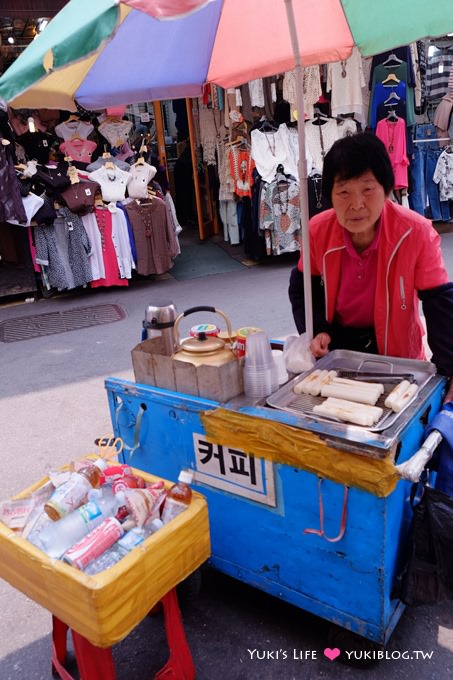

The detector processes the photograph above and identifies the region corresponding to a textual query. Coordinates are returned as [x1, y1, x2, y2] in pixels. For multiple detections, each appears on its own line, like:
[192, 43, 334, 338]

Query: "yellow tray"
[0, 464, 210, 648]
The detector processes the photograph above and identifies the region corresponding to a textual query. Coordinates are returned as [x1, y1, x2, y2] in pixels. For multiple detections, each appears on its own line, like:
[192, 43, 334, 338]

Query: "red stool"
[51, 588, 195, 680]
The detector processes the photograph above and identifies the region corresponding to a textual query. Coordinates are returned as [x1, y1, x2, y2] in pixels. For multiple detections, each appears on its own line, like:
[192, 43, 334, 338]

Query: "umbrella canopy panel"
[2, 0, 453, 110]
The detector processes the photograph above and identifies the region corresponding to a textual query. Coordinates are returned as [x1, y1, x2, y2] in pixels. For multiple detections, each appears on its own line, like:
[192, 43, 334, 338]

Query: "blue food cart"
[105, 349, 445, 649]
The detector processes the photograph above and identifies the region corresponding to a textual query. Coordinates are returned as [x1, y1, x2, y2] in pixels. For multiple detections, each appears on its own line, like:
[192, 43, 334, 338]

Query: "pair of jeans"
[409, 124, 451, 221]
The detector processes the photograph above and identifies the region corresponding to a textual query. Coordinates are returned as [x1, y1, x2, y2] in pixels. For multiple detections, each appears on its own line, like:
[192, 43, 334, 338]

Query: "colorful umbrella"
[1, 0, 452, 112]
[1, 0, 452, 337]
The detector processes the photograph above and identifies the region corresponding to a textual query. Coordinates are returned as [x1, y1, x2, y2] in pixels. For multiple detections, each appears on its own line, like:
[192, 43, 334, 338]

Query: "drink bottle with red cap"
[161, 470, 193, 524]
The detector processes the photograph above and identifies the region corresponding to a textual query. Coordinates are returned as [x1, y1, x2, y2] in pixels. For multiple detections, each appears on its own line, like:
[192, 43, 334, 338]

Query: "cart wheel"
[327, 624, 384, 667]
[176, 568, 203, 612]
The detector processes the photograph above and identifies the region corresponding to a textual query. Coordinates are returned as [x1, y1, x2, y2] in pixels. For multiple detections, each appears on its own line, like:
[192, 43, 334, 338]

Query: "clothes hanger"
[383, 53, 403, 66]
[104, 160, 115, 170]
[258, 118, 278, 132]
[66, 114, 80, 123]
[67, 165, 80, 184]
[384, 91, 401, 105]
[382, 73, 401, 85]
[386, 109, 398, 121]
[313, 107, 329, 118]
[310, 108, 330, 125]
[135, 195, 154, 206]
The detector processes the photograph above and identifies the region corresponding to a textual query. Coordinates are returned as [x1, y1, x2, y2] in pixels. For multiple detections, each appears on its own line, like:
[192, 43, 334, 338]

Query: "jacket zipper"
[399, 276, 407, 311]
[322, 246, 346, 321]
[384, 229, 412, 353]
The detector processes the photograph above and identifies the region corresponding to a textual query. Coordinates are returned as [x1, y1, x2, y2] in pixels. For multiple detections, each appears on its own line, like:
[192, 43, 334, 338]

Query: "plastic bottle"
[37, 487, 123, 558]
[84, 518, 164, 575]
[44, 458, 107, 520]
[161, 470, 193, 524]
[63, 517, 124, 570]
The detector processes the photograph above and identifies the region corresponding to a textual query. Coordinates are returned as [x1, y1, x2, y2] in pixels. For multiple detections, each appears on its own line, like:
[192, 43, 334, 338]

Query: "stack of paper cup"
[243, 331, 278, 398]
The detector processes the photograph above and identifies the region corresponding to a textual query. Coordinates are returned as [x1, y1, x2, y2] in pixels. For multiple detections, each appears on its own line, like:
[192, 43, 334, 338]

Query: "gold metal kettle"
[172, 306, 237, 367]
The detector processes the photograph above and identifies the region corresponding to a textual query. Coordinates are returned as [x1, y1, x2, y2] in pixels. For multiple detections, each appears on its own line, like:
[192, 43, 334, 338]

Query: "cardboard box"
[0, 465, 210, 648]
[131, 337, 243, 403]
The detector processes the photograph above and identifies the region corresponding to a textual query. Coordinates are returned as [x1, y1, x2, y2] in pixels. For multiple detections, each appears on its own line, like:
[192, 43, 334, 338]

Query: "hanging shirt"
[260, 173, 301, 255]
[375, 117, 409, 189]
[0, 144, 28, 224]
[90, 207, 133, 287]
[127, 162, 157, 199]
[125, 199, 179, 275]
[326, 47, 366, 123]
[81, 212, 105, 281]
[34, 217, 75, 290]
[369, 81, 409, 128]
[283, 66, 322, 120]
[228, 146, 255, 197]
[304, 118, 339, 174]
[433, 149, 453, 201]
[426, 48, 453, 101]
[251, 123, 305, 182]
[60, 139, 98, 165]
[86, 156, 132, 172]
[7, 192, 44, 227]
[248, 79, 265, 108]
[88, 165, 131, 202]
[55, 119, 94, 141]
[34, 209, 93, 290]
[98, 118, 133, 147]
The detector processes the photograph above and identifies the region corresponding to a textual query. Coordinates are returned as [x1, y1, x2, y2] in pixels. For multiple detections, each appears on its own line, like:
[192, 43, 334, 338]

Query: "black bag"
[401, 484, 453, 605]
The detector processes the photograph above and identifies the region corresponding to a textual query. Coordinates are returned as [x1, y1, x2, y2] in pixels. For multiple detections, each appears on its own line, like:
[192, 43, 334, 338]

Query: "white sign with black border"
[192, 432, 276, 506]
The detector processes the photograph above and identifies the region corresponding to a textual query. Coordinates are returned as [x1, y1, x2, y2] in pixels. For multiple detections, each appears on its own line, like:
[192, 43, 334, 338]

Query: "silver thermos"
[143, 301, 177, 355]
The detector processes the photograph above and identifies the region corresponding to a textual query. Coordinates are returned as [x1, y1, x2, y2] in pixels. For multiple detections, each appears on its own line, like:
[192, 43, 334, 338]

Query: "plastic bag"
[401, 485, 453, 605]
[283, 333, 315, 375]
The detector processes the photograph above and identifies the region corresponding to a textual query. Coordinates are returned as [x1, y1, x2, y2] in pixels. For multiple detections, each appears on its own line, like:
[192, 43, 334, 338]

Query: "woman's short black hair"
[322, 132, 395, 199]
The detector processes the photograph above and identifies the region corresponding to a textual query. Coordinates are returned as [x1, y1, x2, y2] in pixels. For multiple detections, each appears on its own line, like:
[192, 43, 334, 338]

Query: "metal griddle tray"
[266, 349, 437, 433]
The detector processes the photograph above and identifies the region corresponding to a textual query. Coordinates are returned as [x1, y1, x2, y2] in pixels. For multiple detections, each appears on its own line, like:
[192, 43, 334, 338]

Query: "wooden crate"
[131, 336, 243, 402]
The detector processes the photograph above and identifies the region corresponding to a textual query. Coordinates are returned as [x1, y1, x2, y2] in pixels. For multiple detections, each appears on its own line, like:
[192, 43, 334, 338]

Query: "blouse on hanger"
[260, 173, 301, 256]
[327, 48, 366, 123]
[60, 139, 98, 165]
[55, 119, 94, 141]
[251, 126, 288, 184]
[125, 199, 179, 276]
[88, 165, 131, 202]
[98, 119, 133, 147]
[228, 146, 255, 197]
[375, 117, 409, 189]
[304, 118, 339, 173]
[127, 162, 157, 199]
[433, 148, 453, 201]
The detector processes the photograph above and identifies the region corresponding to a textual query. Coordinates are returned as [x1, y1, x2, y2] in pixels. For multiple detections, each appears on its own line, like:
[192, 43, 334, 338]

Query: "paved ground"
[1, 231, 453, 679]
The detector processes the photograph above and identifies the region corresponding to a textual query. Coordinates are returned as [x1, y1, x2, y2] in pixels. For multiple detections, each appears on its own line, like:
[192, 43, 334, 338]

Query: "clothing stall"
[2, 36, 453, 303]
[0, 104, 182, 302]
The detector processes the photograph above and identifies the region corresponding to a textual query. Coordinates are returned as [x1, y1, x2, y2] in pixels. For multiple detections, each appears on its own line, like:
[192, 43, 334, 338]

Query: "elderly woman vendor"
[288, 133, 453, 403]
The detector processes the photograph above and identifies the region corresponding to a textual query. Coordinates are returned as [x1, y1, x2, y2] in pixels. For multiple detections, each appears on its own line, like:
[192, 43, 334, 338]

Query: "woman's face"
[331, 170, 387, 236]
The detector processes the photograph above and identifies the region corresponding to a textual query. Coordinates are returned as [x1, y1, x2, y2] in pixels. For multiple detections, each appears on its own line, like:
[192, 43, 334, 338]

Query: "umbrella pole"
[283, 0, 313, 341]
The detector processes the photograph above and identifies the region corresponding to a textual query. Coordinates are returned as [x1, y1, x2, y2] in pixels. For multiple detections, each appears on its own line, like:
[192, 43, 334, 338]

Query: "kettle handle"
[173, 306, 234, 348]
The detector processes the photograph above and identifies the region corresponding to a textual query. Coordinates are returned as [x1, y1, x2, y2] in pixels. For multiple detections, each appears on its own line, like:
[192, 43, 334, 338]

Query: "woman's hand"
[309, 332, 332, 358]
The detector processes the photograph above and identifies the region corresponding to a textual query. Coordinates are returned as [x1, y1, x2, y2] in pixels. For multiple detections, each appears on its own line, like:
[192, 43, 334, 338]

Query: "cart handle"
[395, 430, 442, 482]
